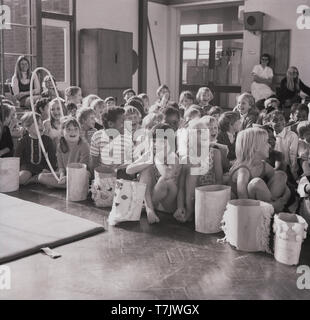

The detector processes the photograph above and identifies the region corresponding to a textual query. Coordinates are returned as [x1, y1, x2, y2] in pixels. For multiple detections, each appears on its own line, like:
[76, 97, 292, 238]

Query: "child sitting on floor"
[163, 106, 180, 132]
[234, 93, 258, 130]
[174, 117, 224, 223]
[179, 91, 194, 117]
[296, 121, 310, 176]
[196, 87, 214, 116]
[39, 117, 90, 188]
[90, 106, 132, 176]
[104, 96, 116, 108]
[229, 127, 291, 212]
[90, 98, 105, 130]
[208, 106, 223, 121]
[43, 98, 64, 148]
[0, 103, 14, 158]
[65, 86, 82, 109]
[77, 107, 97, 145]
[35, 98, 50, 121]
[124, 105, 142, 135]
[126, 123, 182, 224]
[66, 103, 78, 118]
[288, 103, 309, 134]
[15, 112, 57, 185]
[217, 111, 241, 162]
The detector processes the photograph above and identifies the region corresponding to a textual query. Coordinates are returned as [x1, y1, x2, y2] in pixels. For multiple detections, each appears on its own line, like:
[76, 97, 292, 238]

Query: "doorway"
[180, 33, 243, 109]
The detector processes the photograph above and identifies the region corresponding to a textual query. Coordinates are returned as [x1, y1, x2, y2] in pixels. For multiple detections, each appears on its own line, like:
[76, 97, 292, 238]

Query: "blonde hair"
[82, 94, 99, 108]
[231, 128, 268, 172]
[286, 66, 300, 92]
[196, 87, 214, 104]
[237, 92, 255, 108]
[90, 98, 105, 111]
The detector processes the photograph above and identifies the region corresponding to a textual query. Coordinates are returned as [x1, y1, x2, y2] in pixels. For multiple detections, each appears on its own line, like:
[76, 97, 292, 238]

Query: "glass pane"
[3, 26, 30, 54]
[3, 0, 30, 25]
[199, 24, 223, 34]
[182, 41, 210, 85]
[180, 24, 198, 35]
[42, 25, 65, 82]
[214, 39, 243, 86]
[41, 0, 72, 15]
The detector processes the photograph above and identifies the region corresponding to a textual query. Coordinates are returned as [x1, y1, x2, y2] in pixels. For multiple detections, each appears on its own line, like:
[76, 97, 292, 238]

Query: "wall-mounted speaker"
[244, 11, 264, 31]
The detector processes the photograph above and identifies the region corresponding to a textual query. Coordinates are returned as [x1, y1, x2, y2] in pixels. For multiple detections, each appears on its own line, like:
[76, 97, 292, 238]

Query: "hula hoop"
[30, 67, 64, 182]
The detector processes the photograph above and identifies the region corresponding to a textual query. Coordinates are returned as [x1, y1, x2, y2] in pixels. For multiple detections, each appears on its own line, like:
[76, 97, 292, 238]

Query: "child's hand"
[173, 208, 187, 223]
[58, 176, 66, 185]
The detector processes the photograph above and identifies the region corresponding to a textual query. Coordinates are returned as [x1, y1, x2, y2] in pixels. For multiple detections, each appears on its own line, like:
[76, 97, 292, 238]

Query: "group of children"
[1, 84, 310, 225]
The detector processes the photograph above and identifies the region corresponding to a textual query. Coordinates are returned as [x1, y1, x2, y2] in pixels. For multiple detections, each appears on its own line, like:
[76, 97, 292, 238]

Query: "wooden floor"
[1, 185, 310, 300]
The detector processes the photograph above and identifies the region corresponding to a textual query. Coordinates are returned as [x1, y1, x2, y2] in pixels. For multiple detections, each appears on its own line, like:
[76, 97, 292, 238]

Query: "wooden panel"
[79, 29, 99, 93]
[274, 31, 290, 75]
[98, 29, 132, 88]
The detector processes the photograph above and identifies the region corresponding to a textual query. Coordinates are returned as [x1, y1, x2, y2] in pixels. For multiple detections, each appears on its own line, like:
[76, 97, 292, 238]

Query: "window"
[41, 0, 72, 15]
[0, 0, 37, 93]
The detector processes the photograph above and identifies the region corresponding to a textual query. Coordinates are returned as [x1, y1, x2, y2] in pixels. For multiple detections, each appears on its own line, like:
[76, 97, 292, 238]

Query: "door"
[42, 18, 71, 91]
[180, 34, 243, 109]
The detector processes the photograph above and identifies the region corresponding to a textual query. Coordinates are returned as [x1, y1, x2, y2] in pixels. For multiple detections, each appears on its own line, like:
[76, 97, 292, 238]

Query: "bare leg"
[38, 173, 66, 189]
[184, 171, 199, 222]
[154, 178, 178, 213]
[267, 170, 287, 199]
[247, 177, 272, 202]
[139, 166, 160, 224]
[19, 170, 32, 185]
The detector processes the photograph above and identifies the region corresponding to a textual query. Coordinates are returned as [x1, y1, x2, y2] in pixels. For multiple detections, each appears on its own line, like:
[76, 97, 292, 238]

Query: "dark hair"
[77, 107, 95, 125]
[102, 106, 125, 129]
[218, 111, 240, 132]
[151, 123, 175, 151]
[0, 103, 14, 122]
[163, 106, 180, 120]
[14, 55, 31, 81]
[265, 110, 286, 123]
[104, 96, 116, 103]
[35, 98, 50, 115]
[59, 117, 82, 153]
[261, 53, 271, 65]
[295, 103, 309, 118]
[123, 88, 136, 97]
[126, 96, 145, 118]
[67, 103, 78, 113]
[297, 121, 310, 139]
[167, 101, 180, 110]
[208, 106, 223, 116]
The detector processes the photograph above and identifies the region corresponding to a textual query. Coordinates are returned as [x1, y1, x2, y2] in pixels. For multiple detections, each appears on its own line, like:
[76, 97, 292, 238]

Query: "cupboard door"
[79, 29, 99, 93]
[98, 29, 133, 88]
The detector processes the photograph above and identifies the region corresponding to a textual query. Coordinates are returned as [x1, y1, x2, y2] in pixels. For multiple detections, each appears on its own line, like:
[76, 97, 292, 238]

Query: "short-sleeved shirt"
[90, 129, 133, 166]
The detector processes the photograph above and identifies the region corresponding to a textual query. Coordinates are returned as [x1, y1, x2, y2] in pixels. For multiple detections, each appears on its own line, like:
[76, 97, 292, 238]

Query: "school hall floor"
[1, 185, 310, 300]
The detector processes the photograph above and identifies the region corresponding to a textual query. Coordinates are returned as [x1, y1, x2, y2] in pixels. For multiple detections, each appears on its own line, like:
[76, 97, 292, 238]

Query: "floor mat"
[0, 193, 104, 264]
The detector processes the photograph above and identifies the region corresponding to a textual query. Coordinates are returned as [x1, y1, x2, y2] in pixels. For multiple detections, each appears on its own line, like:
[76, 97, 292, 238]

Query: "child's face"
[237, 97, 251, 115]
[201, 91, 211, 103]
[160, 89, 170, 100]
[84, 113, 96, 130]
[94, 104, 105, 118]
[125, 113, 140, 132]
[106, 100, 116, 107]
[28, 119, 43, 138]
[71, 90, 82, 105]
[295, 110, 308, 122]
[182, 97, 193, 109]
[271, 114, 286, 134]
[50, 103, 62, 120]
[124, 92, 134, 102]
[165, 114, 180, 132]
[64, 124, 80, 143]
[207, 122, 218, 142]
[109, 114, 125, 134]
[303, 131, 310, 144]
[68, 108, 77, 118]
[231, 119, 242, 133]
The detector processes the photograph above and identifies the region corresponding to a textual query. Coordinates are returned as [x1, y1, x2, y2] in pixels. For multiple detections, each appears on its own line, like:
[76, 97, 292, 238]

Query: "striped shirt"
[90, 129, 133, 165]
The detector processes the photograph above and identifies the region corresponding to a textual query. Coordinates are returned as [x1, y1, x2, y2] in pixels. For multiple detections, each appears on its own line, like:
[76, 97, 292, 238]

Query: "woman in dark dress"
[279, 66, 310, 120]
[11, 56, 41, 108]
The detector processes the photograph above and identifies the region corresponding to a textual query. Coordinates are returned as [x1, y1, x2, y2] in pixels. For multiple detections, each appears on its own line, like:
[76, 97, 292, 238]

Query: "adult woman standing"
[251, 53, 275, 103]
[11, 56, 40, 108]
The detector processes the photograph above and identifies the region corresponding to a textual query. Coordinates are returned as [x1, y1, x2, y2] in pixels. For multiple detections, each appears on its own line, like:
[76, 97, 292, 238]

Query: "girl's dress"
[14, 133, 57, 175]
[0, 126, 14, 158]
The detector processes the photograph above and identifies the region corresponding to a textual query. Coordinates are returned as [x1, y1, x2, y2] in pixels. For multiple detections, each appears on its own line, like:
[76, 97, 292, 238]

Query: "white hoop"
[30, 67, 63, 182]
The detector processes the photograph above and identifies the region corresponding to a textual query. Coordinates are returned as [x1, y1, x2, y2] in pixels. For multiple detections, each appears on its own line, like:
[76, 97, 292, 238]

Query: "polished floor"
[0, 184, 310, 300]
